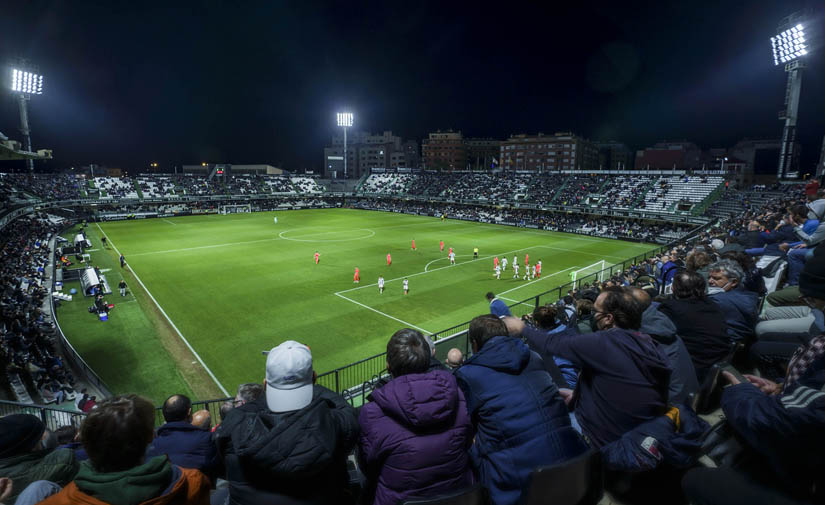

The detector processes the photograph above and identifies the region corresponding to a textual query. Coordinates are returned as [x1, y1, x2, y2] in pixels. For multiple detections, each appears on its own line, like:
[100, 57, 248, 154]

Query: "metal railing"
[0, 399, 86, 430]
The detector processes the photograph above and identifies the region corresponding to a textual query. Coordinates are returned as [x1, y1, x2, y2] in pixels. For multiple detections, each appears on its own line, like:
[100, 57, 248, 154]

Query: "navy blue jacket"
[146, 421, 220, 482]
[722, 339, 825, 499]
[600, 404, 709, 472]
[523, 325, 671, 448]
[489, 298, 512, 318]
[455, 336, 588, 505]
[709, 287, 759, 342]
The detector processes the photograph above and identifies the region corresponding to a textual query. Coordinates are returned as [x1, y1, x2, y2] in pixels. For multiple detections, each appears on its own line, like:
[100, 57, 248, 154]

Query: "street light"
[772, 13, 813, 179]
[337, 112, 353, 178]
[9, 67, 44, 172]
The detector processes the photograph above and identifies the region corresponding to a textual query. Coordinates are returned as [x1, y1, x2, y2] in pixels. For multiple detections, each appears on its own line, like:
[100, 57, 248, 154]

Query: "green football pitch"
[55, 209, 656, 403]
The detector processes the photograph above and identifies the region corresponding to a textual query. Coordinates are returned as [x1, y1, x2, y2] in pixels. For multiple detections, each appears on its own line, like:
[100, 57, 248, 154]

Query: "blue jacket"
[146, 421, 220, 481]
[709, 287, 759, 342]
[600, 404, 709, 472]
[455, 336, 588, 505]
[523, 325, 671, 448]
[722, 336, 825, 499]
[489, 298, 512, 318]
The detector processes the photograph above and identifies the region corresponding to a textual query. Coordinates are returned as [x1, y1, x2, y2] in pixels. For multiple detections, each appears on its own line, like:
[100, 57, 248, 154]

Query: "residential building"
[595, 141, 633, 170]
[323, 131, 416, 178]
[422, 130, 465, 171]
[634, 141, 702, 170]
[500, 132, 598, 172]
[729, 138, 782, 184]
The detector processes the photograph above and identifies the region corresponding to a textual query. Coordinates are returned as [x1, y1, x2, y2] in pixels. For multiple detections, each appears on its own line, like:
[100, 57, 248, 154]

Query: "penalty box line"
[96, 224, 230, 397]
[334, 292, 432, 335]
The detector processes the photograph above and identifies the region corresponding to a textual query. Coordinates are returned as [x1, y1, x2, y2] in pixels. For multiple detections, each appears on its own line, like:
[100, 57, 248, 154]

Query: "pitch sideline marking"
[496, 266, 578, 297]
[334, 292, 432, 334]
[162, 218, 177, 226]
[95, 223, 230, 396]
[278, 228, 376, 242]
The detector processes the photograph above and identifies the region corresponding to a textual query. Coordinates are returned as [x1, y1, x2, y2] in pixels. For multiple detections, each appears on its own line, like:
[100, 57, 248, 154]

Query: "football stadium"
[1, 3, 824, 505]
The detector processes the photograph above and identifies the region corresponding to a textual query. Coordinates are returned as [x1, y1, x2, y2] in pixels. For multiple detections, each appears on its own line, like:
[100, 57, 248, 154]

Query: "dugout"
[79, 267, 111, 296]
[74, 234, 91, 249]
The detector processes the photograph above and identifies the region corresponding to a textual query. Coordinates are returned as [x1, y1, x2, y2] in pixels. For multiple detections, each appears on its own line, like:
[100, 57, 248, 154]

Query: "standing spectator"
[119, 254, 125, 268]
[486, 292, 512, 318]
[455, 315, 587, 505]
[0, 414, 78, 503]
[118, 279, 127, 297]
[506, 287, 672, 448]
[659, 271, 732, 382]
[145, 394, 220, 482]
[215, 341, 359, 505]
[358, 329, 473, 505]
[40, 395, 210, 505]
[708, 259, 759, 343]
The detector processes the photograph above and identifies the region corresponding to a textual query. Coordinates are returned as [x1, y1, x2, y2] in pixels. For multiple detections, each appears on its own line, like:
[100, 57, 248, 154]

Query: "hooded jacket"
[455, 336, 587, 505]
[522, 325, 672, 448]
[709, 287, 759, 343]
[640, 303, 699, 404]
[214, 386, 359, 505]
[145, 421, 220, 482]
[39, 456, 209, 505]
[358, 370, 473, 505]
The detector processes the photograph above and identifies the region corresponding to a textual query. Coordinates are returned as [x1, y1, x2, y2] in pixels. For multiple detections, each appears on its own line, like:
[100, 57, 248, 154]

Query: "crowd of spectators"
[554, 175, 607, 207]
[0, 174, 84, 202]
[0, 216, 79, 408]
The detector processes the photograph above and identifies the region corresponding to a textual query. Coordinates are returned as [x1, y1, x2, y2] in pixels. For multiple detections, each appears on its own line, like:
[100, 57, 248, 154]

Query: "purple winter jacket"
[358, 369, 474, 505]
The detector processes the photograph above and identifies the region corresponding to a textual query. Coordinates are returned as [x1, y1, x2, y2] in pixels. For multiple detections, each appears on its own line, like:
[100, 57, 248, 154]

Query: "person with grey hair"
[234, 382, 264, 407]
[708, 259, 759, 342]
[423, 334, 450, 373]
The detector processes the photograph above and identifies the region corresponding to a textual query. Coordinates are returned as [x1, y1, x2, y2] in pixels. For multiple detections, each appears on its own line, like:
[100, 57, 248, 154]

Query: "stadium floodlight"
[8, 65, 45, 172]
[771, 24, 808, 65]
[772, 12, 814, 179]
[10, 68, 44, 94]
[336, 112, 353, 178]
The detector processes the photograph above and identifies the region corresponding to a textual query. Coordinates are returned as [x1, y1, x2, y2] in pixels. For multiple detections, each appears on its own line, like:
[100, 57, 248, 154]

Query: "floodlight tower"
[772, 13, 810, 179]
[337, 112, 353, 178]
[9, 66, 44, 172]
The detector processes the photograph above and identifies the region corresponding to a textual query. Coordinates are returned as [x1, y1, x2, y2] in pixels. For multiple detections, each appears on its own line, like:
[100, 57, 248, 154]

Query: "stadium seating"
[137, 176, 176, 198]
[290, 176, 323, 193]
[94, 176, 139, 199]
[641, 175, 723, 213]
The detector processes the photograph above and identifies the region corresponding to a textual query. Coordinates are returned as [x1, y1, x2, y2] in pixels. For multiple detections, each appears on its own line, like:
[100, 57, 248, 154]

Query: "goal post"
[570, 260, 609, 287]
[219, 204, 251, 215]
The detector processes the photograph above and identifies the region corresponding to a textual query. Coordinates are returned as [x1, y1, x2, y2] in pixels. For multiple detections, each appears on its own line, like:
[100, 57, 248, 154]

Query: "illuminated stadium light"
[771, 24, 808, 65]
[336, 112, 353, 178]
[11, 68, 44, 94]
[337, 112, 353, 127]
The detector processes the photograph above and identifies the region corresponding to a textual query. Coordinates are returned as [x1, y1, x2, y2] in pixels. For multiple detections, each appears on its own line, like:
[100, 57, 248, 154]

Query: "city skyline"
[1, 1, 823, 173]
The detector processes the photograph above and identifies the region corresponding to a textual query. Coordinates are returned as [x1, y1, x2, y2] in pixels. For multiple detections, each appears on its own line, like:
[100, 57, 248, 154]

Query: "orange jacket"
[39, 467, 210, 505]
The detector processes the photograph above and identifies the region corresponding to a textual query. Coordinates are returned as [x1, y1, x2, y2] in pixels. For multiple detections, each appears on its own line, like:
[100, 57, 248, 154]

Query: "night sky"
[1, 1, 824, 173]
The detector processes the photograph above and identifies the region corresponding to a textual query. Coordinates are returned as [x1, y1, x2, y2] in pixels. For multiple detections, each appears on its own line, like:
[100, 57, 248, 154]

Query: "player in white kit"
[513, 262, 520, 278]
[378, 276, 385, 294]
[449, 251, 456, 265]
[494, 265, 501, 279]
[403, 278, 409, 294]
[501, 257, 508, 271]
[531, 264, 537, 280]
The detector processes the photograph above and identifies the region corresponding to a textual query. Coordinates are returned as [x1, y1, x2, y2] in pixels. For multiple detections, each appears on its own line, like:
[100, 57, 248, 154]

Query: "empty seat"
[525, 449, 603, 505]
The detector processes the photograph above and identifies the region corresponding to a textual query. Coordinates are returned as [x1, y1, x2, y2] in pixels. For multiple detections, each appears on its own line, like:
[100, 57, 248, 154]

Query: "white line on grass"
[129, 237, 282, 257]
[162, 219, 177, 226]
[496, 266, 578, 297]
[95, 223, 230, 396]
[498, 296, 535, 308]
[334, 293, 432, 334]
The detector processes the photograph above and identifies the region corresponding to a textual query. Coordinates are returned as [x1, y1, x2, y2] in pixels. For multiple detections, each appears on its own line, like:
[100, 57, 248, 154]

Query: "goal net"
[220, 204, 251, 215]
[570, 260, 609, 287]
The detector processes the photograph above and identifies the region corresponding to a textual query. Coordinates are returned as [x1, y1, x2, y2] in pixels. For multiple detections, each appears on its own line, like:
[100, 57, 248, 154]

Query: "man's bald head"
[445, 348, 464, 369]
[191, 410, 211, 430]
[627, 287, 652, 310]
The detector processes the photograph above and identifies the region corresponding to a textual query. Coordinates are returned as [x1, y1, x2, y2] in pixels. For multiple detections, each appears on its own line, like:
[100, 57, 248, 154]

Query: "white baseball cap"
[265, 341, 314, 413]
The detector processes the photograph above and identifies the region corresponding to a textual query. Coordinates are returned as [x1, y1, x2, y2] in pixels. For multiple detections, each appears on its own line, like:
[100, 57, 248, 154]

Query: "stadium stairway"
[548, 175, 572, 204]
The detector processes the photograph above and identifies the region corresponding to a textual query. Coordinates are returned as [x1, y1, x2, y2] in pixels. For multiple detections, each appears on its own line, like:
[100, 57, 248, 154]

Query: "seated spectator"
[455, 315, 587, 505]
[358, 329, 473, 505]
[629, 287, 699, 404]
[191, 410, 211, 430]
[708, 259, 759, 343]
[445, 348, 463, 370]
[423, 334, 449, 372]
[233, 382, 263, 408]
[575, 298, 595, 334]
[214, 341, 359, 505]
[145, 395, 220, 482]
[685, 249, 713, 279]
[55, 426, 87, 462]
[782, 200, 825, 286]
[0, 414, 78, 503]
[528, 304, 579, 389]
[486, 291, 512, 317]
[41, 394, 210, 505]
[507, 287, 671, 448]
[683, 336, 825, 504]
[720, 251, 765, 296]
[659, 271, 731, 382]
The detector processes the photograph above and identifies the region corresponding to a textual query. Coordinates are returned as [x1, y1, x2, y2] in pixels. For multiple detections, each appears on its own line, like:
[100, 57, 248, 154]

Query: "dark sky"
[1, 0, 824, 173]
